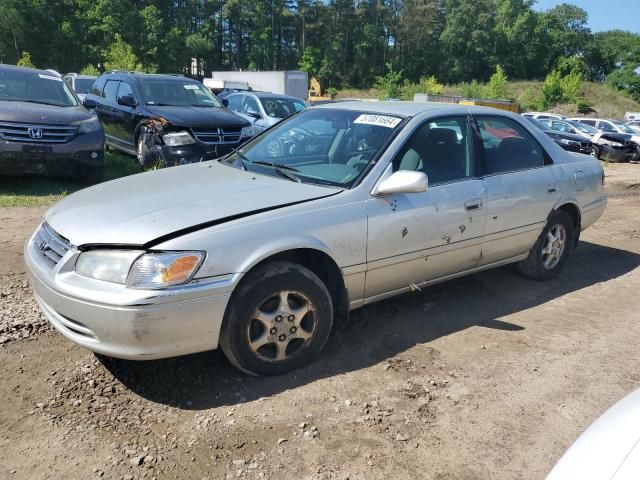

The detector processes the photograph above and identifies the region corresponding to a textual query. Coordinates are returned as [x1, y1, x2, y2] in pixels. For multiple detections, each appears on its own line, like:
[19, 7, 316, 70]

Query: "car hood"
[144, 106, 250, 129]
[546, 131, 589, 143]
[547, 388, 640, 480]
[0, 102, 92, 124]
[597, 132, 633, 143]
[45, 162, 340, 247]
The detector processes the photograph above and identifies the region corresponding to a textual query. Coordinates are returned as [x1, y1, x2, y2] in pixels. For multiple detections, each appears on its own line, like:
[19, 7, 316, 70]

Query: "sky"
[533, 0, 640, 34]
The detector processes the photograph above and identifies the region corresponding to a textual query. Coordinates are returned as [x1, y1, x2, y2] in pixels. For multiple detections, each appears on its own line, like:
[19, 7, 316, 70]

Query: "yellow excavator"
[307, 77, 332, 103]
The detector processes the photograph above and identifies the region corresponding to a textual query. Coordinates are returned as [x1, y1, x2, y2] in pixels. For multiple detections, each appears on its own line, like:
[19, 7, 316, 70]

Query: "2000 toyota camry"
[25, 102, 607, 376]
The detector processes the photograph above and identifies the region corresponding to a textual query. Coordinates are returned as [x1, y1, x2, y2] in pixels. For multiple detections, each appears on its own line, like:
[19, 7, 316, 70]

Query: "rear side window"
[91, 77, 107, 96]
[226, 94, 242, 111]
[103, 80, 119, 102]
[580, 119, 596, 126]
[393, 116, 474, 184]
[476, 117, 544, 175]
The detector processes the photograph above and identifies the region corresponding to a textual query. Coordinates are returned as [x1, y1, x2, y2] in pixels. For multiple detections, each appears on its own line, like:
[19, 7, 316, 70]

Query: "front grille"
[0, 121, 77, 144]
[33, 223, 72, 268]
[580, 142, 590, 149]
[191, 127, 242, 145]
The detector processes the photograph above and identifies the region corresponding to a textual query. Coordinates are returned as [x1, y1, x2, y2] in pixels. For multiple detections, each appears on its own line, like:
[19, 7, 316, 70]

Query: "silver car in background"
[25, 102, 606, 376]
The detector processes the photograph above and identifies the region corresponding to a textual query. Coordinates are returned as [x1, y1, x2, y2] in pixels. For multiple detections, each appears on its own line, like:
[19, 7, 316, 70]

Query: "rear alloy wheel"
[517, 210, 574, 281]
[220, 262, 333, 376]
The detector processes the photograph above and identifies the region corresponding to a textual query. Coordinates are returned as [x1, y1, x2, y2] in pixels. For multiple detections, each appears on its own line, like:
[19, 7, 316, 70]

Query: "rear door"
[473, 115, 560, 265]
[114, 81, 138, 150]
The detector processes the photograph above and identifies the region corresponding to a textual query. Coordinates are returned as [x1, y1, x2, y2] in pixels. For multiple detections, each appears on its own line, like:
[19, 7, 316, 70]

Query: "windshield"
[523, 117, 550, 131]
[569, 121, 598, 134]
[0, 69, 78, 107]
[611, 121, 635, 133]
[259, 97, 308, 119]
[221, 108, 403, 188]
[74, 78, 95, 94]
[140, 79, 223, 107]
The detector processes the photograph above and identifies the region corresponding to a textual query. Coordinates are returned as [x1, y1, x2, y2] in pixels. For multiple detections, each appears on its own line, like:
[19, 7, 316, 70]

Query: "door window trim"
[471, 114, 553, 178]
[388, 114, 480, 187]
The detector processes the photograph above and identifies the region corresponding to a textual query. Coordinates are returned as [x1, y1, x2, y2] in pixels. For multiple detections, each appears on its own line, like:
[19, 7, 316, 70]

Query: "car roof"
[239, 91, 306, 101]
[311, 100, 510, 117]
[102, 71, 197, 82]
[0, 64, 59, 77]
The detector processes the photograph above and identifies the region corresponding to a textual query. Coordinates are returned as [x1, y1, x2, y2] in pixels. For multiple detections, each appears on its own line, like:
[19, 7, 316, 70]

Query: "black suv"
[84, 72, 251, 166]
[0, 65, 105, 182]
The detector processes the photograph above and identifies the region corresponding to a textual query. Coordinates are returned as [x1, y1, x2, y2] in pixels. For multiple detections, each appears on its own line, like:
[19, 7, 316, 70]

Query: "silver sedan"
[25, 102, 607, 376]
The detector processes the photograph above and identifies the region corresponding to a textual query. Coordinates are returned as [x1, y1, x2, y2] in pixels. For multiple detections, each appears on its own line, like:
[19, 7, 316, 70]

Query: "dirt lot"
[1, 163, 640, 480]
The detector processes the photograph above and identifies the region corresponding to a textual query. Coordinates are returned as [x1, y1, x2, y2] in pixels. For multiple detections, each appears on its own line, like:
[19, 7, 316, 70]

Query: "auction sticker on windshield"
[354, 114, 401, 128]
[38, 74, 62, 81]
[183, 84, 199, 90]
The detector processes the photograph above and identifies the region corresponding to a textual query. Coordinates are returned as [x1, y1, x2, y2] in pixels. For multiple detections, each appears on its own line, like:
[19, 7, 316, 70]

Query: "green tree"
[484, 65, 509, 99]
[560, 69, 582, 103]
[80, 64, 100, 75]
[103, 34, 148, 72]
[374, 63, 403, 99]
[17, 51, 35, 68]
[541, 70, 564, 108]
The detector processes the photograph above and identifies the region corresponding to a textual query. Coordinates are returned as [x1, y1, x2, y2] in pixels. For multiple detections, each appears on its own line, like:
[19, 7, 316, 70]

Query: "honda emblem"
[28, 127, 44, 139]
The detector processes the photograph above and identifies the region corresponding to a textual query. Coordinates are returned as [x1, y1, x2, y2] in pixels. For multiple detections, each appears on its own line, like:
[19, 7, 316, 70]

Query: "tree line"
[1, 0, 640, 100]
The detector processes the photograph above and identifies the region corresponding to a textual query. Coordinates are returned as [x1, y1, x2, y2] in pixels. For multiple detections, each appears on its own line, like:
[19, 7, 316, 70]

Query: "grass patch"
[0, 151, 141, 208]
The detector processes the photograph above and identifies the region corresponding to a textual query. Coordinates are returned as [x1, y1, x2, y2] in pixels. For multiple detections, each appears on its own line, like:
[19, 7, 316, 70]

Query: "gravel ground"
[1, 163, 639, 480]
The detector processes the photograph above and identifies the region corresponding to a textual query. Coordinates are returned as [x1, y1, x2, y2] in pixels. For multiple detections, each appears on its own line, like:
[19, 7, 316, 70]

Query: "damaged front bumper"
[151, 142, 240, 166]
[24, 228, 233, 360]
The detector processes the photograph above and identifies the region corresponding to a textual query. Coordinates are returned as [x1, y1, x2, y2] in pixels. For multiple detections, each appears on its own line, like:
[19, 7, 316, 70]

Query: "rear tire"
[517, 210, 574, 281]
[220, 262, 333, 376]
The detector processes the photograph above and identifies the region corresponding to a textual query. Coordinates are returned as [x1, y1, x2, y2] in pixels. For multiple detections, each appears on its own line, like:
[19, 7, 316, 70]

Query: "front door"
[474, 115, 561, 264]
[365, 115, 487, 300]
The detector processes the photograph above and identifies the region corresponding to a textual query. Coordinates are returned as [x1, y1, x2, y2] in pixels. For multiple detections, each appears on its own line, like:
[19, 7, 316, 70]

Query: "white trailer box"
[209, 71, 308, 100]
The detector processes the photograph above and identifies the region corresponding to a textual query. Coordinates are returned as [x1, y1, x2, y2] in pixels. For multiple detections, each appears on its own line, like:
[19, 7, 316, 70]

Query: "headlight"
[74, 116, 102, 134]
[76, 250, 144, 284]
[241, 126, 254, 138]
[127, 251, 205, 289]
[162, 131, 196, 146]
[559, 138, 579, 146]
[75, 250, 204, 289]
[599, 138, 623, 147]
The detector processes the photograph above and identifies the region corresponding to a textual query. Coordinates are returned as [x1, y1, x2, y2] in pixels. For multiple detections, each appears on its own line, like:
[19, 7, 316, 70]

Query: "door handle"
[464, 198, 483, 211]
[547, 183, 558, 193]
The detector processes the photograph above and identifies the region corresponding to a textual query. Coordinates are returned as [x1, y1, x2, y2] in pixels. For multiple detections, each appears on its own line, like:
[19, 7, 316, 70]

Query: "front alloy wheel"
[541, 224, 567, 270]
[248, 290, 317, 362]
[220, 262, 333, 376]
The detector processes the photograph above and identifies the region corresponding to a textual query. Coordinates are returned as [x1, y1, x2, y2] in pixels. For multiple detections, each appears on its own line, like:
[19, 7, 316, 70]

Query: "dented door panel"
[364, 179, 486, 298]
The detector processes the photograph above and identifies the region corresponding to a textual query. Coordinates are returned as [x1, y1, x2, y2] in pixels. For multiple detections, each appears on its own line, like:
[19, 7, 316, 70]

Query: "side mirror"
[246, 110, 262, 120]
[372, 170, 428, 196]
[82, 97, 97, 109]
[117, 95, 137, 108]
[221, 98, 229, 108]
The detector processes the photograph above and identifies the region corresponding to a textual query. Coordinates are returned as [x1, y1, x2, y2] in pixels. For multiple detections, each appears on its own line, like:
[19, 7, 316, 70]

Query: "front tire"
[136, 131, 154, 167]
[219, 262, 334, 376]
[517, 210, 574, 281]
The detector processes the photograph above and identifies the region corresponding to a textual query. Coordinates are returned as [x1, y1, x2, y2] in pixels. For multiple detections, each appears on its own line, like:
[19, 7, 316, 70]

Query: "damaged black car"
[83, 72, 252, 167]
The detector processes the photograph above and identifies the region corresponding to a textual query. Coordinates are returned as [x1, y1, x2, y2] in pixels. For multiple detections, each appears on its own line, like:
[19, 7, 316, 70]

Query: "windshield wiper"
[251, 160, 302, 183]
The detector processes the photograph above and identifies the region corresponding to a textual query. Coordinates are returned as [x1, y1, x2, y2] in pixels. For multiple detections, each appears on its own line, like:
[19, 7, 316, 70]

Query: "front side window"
[579, 119, 596, 127]
[221, 109, 403, 188]
[117, 82, 133, 101]
[611, 121, 635, 134]
[393, 116, 474, 184]
[242, 96, 260, 115]
[476, 116, 544, 174]
[139, 79, 222, 108]
[599, 121, 616, 132]
[0, 69, 77, 107]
